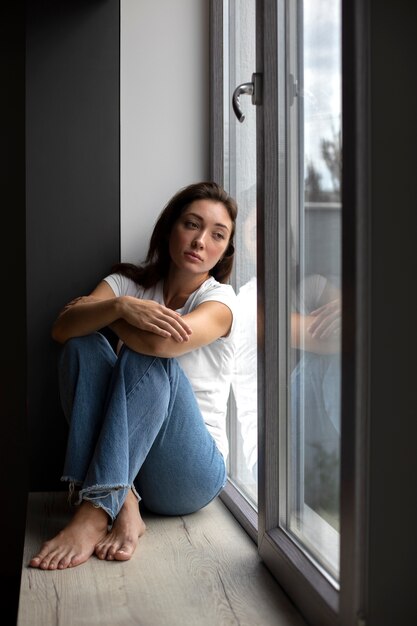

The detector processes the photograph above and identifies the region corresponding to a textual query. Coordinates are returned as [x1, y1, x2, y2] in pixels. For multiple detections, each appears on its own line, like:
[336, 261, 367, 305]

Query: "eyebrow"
[186, 212, 230, 231]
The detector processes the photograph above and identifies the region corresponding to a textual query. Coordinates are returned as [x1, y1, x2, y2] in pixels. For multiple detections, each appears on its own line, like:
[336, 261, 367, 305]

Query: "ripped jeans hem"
[61, 476, 141, 522]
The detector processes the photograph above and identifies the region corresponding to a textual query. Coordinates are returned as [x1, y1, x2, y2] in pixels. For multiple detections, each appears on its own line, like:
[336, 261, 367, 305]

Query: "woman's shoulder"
[197, 276, 236, 299]
[103, 272, 145, 298]
[185, 277, 237, 313]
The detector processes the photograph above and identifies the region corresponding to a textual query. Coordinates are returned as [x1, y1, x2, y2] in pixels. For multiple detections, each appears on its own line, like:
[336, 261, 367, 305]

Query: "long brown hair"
[112, 182, 238, 288]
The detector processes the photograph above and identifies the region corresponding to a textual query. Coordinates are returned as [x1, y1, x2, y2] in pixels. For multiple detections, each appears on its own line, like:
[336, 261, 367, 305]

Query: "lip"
[184, 250, 202, 261]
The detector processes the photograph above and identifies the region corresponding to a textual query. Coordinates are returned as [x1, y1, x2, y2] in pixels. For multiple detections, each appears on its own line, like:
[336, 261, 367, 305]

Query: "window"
[211, 0, 367, 624]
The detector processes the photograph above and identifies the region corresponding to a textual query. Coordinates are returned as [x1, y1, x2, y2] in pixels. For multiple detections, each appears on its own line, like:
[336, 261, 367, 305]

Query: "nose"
[192, 230, 207, 248]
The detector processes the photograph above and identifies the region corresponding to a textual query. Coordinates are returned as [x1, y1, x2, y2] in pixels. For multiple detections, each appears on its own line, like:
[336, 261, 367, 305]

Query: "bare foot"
[95, 490, 146, 561]
[29, 501, 109, 570]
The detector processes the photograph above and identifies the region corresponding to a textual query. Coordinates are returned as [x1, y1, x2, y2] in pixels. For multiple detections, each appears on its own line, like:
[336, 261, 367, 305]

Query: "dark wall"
[367, 1, 417, 624]
[1, 4, 28, 623]
[26, 0, 120, 490]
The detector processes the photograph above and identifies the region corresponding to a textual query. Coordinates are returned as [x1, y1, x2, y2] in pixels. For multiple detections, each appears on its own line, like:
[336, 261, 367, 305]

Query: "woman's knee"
[61, 332, 104, 355]
[59, 333, 116, 374]
[118, 344, 155, 363]
[116, 347, 164, 384]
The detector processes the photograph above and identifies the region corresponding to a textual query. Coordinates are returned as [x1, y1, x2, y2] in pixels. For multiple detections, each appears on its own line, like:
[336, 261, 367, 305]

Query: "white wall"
[121, 0, 209, 262]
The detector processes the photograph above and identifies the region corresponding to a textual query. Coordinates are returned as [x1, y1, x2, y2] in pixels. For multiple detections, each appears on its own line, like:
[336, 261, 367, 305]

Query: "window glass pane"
[284, 0, 342, 580]
[224, 0, 258, 507]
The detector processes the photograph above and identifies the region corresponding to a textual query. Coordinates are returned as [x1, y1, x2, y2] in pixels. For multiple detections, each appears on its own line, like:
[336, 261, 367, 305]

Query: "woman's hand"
[58, 295, 102, 315]
[112, 300, 232, 359]
[52, 281, 192, 346]
[118, 296, 192, 343]
[307, 298, 341, 340]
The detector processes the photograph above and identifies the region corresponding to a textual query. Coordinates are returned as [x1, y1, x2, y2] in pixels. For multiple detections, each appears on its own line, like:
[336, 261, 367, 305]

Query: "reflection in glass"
[285, 0, 342, 580]
[231, 187, 257, 504]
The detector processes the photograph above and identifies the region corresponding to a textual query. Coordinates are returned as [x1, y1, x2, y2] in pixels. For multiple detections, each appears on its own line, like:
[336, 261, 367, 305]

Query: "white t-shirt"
[103, 273, 237, 460]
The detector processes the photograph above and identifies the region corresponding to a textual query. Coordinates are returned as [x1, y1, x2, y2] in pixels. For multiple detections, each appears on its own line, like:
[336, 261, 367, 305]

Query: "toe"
[69, 553, 85, 568]
[95, 546, 108, 560]
[57, 554, 72, 569]
[114, 543, 134, 561]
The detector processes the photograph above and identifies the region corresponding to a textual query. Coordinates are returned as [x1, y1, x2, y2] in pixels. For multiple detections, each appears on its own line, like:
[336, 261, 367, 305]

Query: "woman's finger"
[150, 316, 191, 342]
[309, 310, 340, 338]
[317, 317, 341, 339]
[310, 298, 341, 317]
[162, 309, 192, 335]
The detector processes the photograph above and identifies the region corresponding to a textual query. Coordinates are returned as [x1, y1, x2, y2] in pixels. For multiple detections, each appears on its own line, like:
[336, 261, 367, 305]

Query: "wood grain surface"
[18, 492, 305, 626]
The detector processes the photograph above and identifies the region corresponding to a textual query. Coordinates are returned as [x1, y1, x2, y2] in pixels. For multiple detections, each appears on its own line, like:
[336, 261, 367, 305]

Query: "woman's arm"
[51, 282, 122, 343]
[52, 281, 192, 344]
[291, 309, 340, 354]
[110, 300, 233, 358]
[291, 281, 341, 354]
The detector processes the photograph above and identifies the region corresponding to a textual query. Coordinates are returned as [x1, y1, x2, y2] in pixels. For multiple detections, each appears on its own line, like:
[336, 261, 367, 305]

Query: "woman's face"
[168, 199, 233, 277]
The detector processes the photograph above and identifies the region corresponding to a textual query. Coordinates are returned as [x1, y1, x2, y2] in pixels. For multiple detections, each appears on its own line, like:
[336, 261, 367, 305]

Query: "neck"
[163, 267, 210, 309]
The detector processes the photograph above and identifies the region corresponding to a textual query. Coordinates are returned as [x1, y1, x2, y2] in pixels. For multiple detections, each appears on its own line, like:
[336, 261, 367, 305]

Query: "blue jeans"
[58, 333, 227, 521]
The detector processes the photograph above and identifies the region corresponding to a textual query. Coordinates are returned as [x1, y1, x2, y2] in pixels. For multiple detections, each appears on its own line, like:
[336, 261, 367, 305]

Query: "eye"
[184, 220, 199, 229]
[213, 231, 226, 241]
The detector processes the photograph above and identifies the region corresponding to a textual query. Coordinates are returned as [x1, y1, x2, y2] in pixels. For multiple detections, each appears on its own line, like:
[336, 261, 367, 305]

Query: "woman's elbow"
[122, 331, 183, 358]
[51, 323, 68, 344]
[143, 335, 182, 358]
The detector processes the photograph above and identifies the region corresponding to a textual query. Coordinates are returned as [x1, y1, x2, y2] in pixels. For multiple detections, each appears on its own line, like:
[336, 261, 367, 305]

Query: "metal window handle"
[232, 73, 262, 123]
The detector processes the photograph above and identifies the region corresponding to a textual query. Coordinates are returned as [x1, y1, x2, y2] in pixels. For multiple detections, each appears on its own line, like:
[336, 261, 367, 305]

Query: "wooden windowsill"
[18, 492, 306, 626]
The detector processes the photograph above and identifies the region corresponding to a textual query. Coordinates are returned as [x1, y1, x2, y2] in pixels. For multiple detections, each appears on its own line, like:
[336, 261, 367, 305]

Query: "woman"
[29, 181, 238, 571]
